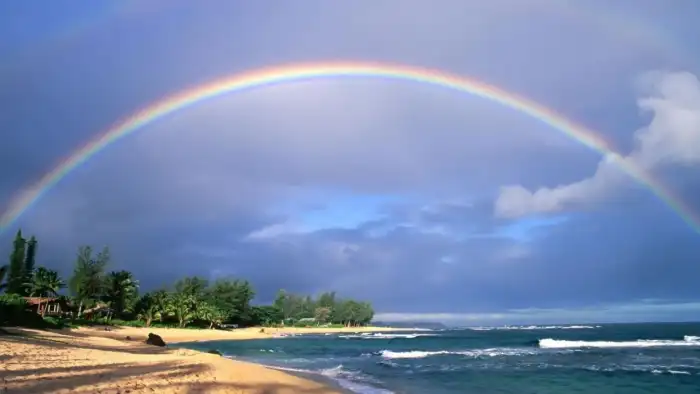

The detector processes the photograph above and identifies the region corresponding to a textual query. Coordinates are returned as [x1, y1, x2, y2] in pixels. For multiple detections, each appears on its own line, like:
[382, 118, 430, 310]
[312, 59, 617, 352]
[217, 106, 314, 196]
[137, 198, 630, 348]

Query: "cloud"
[2, 1, 700, 325]
[495, 71, 700, 218]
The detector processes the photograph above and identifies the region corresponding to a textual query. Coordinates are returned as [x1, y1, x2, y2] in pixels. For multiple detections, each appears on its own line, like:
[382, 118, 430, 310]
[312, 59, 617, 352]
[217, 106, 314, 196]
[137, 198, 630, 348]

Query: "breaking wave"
[469, 325, 601, 331]
[339, 333, 436, 339]
[539, 335, 700, 349]
[268, 364, 394, 394]
[379, 348, 538, 359]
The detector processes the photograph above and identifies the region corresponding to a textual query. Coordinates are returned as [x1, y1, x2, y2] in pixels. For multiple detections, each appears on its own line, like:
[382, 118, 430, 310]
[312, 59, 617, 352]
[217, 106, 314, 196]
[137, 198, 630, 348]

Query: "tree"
[300, 295, 315, 319]
[357, 302, 374, 325]
[134, 293, 161, 327]
[250, 305, 282, 326]
[151, 289, 170, 322]
[314, 307, 331, 324]
[105, 270, 139, 318]
[174, 276, 208, 299]
[6, 230, 27, 294]
[69, 246, 108, 317]
[22, 236, 37, 289]
[205, 279, 255, 325]
[26, 267, 65, 317]
[0, 265, 8, 292]
[273, 290, 292, 323]
[170, 292, 196, 327]
[197, 302, 226, 329]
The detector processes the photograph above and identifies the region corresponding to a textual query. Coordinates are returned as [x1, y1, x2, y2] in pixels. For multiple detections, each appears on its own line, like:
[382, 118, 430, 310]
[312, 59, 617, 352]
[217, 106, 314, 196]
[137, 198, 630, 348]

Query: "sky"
[1, 0, 700, 325]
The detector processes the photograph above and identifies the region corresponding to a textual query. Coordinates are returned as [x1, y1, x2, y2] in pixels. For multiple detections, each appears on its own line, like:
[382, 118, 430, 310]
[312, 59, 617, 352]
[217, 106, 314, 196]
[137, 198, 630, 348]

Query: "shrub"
[0, 294, 28, 326]
[111, 319, 146, 327]
[42, 316, 69, 329]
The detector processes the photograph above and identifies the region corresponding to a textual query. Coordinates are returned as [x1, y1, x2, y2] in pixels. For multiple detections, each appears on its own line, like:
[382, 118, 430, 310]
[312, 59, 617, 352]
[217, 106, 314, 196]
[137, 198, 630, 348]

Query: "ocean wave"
[268, 364, 394, 394]
[469, 325, 601, 331]
[584, 364, 698, 376]
[540, 335, 700, 349]
[379, 348, 538, 359]
[339, 333, 436, 339]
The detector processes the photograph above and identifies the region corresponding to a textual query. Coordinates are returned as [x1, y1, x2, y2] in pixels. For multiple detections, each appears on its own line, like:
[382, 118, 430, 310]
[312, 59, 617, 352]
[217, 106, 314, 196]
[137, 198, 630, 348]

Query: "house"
[24, 297, 63, 316]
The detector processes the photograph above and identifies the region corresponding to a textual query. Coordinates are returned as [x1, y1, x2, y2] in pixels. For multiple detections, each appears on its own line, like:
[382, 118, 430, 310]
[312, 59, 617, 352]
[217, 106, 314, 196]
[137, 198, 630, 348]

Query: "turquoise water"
[180, 322, 700, 393]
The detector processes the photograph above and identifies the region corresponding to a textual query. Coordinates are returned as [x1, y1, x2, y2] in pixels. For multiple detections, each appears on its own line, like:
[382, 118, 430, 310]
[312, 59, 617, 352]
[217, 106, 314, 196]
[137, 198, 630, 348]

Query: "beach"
[0, 325, 406, 393]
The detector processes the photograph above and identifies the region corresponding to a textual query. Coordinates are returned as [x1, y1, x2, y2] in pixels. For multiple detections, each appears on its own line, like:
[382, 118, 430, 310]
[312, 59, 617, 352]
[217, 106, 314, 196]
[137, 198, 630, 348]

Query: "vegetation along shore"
[1, 229, 405, 393]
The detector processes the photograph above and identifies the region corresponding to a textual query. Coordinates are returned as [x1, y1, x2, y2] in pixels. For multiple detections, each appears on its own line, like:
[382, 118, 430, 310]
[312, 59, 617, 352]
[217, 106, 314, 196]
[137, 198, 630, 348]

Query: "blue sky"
[1, 0, 700, 325]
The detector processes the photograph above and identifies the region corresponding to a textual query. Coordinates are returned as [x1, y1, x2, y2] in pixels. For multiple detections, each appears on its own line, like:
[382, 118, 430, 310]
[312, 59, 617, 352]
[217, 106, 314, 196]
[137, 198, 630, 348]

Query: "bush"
[111, 319, 146, 327]
[42, 316, 70, 329]
[0, 294, 28, 325]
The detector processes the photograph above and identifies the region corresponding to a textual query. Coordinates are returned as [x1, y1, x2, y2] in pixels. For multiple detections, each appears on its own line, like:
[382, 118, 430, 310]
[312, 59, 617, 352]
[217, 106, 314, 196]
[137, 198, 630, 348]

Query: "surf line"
[1, 61, 698, 234]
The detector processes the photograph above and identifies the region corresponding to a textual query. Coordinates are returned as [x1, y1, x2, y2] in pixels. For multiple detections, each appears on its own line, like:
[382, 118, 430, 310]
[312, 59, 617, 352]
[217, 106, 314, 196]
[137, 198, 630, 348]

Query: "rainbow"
[1, 61, 698, 234]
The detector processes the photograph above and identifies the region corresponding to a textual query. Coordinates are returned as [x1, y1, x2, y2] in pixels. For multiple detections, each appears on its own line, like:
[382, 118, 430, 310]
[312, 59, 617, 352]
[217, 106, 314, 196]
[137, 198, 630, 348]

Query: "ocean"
[179, 322, 700, 393]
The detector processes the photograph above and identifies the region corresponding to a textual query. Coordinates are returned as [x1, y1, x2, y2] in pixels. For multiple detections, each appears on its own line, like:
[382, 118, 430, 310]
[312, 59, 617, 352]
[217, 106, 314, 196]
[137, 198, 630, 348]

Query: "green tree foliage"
[274, 289, 303, 322]
[170, 291, 196, 328]
[196, 302, 227, 329]
[25, 267, 66, 317]
[104, 270, 139, 317]
[249, 305, 282, 326]
[269, 289, 373, 326]
[69, 246, 109, 317]
[23, 236, 38, 285]
[2, 232, 377, 329]
[134, 293, 161, 327]
[0, 265, 8, 292]
[151, 289, 170, 322]
[6, 230, 27, 294]
[27, 267, 65, 297]
[175, 276, 208, 299]
[205, 279, 255, 324]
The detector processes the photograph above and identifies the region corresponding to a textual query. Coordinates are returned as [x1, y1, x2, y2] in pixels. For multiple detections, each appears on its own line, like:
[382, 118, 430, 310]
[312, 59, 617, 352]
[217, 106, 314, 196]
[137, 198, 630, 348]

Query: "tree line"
[0, 230, 374, 328]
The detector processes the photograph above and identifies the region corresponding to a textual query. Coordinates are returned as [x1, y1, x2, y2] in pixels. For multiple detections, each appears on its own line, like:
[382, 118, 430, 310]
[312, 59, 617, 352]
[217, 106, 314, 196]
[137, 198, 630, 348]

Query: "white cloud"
[495, 71, 700, 218]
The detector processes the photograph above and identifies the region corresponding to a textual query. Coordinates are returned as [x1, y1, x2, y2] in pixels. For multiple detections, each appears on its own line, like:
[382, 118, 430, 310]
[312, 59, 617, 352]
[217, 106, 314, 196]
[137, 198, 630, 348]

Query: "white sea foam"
[469, 325, 601, 331]
[585, 365, 696, 375]
[269, 364, 394, 394]
[379, 348, 537, 359]
[339, 333, 436, 339]
[540, 335, 700, 349]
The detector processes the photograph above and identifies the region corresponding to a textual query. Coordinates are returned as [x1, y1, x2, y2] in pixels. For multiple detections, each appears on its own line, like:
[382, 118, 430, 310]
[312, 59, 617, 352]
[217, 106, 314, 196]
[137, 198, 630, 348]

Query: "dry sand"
[0, 325, 407, 393]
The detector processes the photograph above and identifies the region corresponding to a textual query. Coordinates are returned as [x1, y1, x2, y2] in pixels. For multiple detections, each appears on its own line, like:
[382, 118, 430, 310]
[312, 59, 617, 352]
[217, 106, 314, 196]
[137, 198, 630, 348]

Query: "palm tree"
[135, 293, 161, 327]
[104, 270, 139, 318]
[27, 267, 66, 316]
[171, 292, 196, 328]
[151, 289, 170, 322]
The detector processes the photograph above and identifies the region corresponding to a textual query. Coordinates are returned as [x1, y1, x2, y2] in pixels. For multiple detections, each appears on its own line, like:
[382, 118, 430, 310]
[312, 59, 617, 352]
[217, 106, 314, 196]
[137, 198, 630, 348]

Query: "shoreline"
[74, 325, 417, 344]
[261, 366, 358, 394]
[0, 325, 410, 393]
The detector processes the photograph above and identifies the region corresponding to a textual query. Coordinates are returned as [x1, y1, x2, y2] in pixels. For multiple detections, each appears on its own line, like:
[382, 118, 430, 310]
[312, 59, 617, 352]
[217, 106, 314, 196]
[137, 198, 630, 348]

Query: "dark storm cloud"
[2, 0, 700, 325]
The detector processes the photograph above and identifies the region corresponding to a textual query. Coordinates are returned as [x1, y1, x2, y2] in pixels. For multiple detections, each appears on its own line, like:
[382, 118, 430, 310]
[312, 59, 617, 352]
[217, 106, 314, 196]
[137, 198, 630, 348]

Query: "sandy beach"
[0, 325, 407, 393]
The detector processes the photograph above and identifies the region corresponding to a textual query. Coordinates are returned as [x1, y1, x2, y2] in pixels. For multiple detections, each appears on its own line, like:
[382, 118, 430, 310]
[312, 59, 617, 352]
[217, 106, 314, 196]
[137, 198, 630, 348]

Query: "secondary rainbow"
[1, 61, 698, 234]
